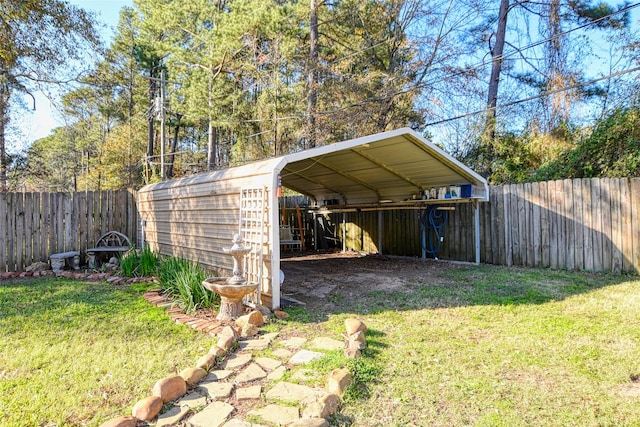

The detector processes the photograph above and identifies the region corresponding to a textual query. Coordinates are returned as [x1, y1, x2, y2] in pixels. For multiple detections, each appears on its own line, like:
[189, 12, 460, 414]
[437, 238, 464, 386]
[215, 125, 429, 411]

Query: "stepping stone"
[198, 382, 234, 399]
[281, 337, 307, 348]
[220, 353, 252, 370]
[247, 404, 299, 425]
[289, 350, 325, 365]
[204, 370, 234, 382]
[309, 337, 344, 351]
[290, 369, 317, 382]
[265, 382, 325, 403]
[261, 332, 279, 343]
[179, 391, 207, 409]
[271, 348, 292, 359]
[235, 363, 267, 384]
[156, 405, 190, 427]
[236, 385, 262, 400]
[266, 366, 287, 381]
[255, 357, 282, 371]
[238, 338, 270, 351]
[223, 420, 267, 427]
[187, 401, 234, 427]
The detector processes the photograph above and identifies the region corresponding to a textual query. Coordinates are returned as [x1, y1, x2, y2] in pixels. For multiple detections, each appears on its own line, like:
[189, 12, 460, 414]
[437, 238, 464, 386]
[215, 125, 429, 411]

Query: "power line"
[423, 66, 640, 127]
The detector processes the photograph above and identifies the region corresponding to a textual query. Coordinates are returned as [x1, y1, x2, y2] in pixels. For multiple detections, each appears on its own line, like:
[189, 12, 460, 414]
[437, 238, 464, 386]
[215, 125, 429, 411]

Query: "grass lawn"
[282, 265, 640, 426]
[0, 278, 214, 426]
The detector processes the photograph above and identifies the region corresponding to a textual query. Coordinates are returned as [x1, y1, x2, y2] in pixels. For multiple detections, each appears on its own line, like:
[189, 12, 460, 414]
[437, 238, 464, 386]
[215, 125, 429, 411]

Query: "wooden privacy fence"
[0, 190, 138, 272]
[327, 178, 640, 274]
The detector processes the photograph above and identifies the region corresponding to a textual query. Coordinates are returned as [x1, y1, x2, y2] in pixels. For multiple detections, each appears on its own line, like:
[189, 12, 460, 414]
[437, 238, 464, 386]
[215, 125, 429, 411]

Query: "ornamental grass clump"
[119, 247, 159, 278]
[158, 256, 219, 314]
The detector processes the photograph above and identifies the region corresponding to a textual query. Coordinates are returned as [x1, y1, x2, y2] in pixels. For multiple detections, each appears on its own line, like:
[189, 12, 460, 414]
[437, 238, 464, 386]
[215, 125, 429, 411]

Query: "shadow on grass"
[280, 254, 636, 322]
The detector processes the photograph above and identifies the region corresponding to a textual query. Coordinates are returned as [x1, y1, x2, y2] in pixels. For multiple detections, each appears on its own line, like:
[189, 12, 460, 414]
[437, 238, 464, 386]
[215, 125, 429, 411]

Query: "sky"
[13, 0, 134, 152]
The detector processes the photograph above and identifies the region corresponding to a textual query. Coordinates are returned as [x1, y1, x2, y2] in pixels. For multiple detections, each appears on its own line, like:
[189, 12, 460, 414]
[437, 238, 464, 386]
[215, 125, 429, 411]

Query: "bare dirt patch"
[279, 251, 469, 311]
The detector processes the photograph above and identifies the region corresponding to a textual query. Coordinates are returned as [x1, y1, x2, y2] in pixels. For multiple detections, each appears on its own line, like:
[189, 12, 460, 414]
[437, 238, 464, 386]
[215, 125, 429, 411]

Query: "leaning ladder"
[239, 186, 268, 307]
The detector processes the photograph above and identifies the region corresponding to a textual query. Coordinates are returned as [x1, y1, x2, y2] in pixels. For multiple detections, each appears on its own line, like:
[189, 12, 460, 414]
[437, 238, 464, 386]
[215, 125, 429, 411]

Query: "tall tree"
[0, 0, 99, 190]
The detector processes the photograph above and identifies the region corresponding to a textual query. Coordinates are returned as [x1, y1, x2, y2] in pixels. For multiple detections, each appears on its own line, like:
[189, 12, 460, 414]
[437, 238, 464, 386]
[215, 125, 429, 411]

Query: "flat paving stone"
[223, 419, 267, 427]
[271, 348, 293, 359]
[204, 370, 234, 382]
[261, 332, 279, 343]
[187, 401, 234, 427]
[308, 337, 344, 351]
[235, 362, 267, 384]
[247, 404, 299, 425]
[265, 382, 326, 403]
[290, 369, 318, 383]
[198, 381, 234, 399]
[220, 353, 252, 370]
[179, 391, 208, 409]
[281, 337, 307, 349]
[156, 405, 190, 427]
[289, 349, 325, 365]
[236, 385, 262, 400]
[255, 357, 282, 371]
[238, 339, 270, 351]
[266, 365, 287, 381]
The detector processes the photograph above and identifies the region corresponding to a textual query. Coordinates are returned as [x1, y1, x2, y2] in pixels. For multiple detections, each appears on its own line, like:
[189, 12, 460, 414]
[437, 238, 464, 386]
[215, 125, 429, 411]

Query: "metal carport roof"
[273, 127, 488, 206]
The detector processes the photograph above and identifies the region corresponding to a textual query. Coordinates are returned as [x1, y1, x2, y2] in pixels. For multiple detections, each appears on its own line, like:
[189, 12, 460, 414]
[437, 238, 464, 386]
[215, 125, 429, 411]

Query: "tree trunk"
[167, 115, 181, 178]
[485, 0, 509, 142]
[207, 72, 216, 171]
[146, 70, 156, 181]
[306, 0, 318, 149]
[0, 86, 9, 191]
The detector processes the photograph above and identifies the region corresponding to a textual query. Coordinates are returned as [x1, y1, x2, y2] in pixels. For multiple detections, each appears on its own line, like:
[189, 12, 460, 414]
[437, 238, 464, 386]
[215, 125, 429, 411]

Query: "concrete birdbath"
[202, 234, 258, 321]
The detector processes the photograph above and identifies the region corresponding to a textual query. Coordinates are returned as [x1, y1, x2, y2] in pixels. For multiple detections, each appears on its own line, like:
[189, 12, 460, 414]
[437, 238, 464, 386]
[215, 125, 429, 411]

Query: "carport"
[137, 127, 488, 310]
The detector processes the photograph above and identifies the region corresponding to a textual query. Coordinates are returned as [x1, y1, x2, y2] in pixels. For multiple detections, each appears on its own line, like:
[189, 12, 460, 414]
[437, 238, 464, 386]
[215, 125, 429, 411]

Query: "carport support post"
[378, 210, 383, 255]
[474, 201, 480, 264]
[342, 213, 346, 252]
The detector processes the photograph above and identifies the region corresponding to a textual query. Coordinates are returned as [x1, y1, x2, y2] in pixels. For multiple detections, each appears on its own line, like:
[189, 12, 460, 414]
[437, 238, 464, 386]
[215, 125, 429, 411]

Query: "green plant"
[119, 250, 139, 277]
[139, 247, 159, 277]
[158, 256, 219, 313]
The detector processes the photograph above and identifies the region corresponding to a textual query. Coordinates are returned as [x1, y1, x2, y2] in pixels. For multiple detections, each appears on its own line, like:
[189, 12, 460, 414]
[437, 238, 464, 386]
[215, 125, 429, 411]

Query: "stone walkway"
[116, 290, 351, 427]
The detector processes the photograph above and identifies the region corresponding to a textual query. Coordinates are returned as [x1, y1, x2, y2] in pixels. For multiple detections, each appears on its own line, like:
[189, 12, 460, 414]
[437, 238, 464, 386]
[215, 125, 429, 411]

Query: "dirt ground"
[279, 250, 471, 311]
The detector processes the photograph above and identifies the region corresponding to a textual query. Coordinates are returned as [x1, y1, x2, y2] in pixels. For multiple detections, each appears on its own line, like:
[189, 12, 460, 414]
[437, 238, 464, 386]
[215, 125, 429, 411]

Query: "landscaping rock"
[132, 395, 163, 421]
[327, 368, 353, 395]
[254, 357, 282, 371]
[247, 404, 299, 425]
[344, 318, 367, 335]
[267, 365, 287, 381]
[152, 375, 187, 403]
[254, 304, 272, 318]
[309, 336, 344, 351]
[236, 310, 265, 328]
[235, 362, 267, 384]
[187, 401, 234, 427]
[274, 309, 290, 319]
[281, 336, 307, 349]
[217, 324, 240, 350]
[180, 367, 208, 386]
[241, 323, 259, 337]
[198, 381, 234, 399]
[156, 405, 190, 427]
[265, 382, 325, 403]
[196, 352, 218, 370]
[219, 353, 252, 370]
[289, 349, 325, 365]
[204, 370, 234, 381]
[99, 416, 137, 427]
[26, 261, 49, 272]
[236, 385, 262, 400]
[302, 393, 340, 418]
[209, 345, 227, 357]
[271, 348, 292, 359]
[289, 418, 329, 427]
[179, 391, 208, 409]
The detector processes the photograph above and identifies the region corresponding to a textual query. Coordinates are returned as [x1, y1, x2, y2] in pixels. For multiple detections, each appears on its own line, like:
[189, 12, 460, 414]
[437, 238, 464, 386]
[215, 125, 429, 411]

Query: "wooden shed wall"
[137, 168, 276, 300]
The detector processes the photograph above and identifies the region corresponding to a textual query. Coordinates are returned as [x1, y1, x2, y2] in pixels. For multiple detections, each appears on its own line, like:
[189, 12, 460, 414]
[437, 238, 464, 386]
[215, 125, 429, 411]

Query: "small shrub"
[118, 247, 159, 278]
[158, 257, 219, 314]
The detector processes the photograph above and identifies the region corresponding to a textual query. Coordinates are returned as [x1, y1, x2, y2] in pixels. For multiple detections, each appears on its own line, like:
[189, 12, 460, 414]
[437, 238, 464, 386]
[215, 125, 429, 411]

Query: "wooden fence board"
[503, 185, 513, 266]
[539, 181, 550, 268]
[582, 179, 593, 271]
[621, 179, 633, 272]
[572, 179, 584, 270]
[15, 193, 24, 271]
[591, 179, 603, 272]
[632, 179, 640, 273]
[610, 179, 623, 273]
[0, 193, 6, 272]
[24, 193, 34, 265]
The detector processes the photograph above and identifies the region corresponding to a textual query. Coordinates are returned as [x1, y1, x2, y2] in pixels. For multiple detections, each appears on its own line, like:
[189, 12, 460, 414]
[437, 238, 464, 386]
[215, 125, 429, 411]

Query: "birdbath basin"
[202, 234, 258, 320]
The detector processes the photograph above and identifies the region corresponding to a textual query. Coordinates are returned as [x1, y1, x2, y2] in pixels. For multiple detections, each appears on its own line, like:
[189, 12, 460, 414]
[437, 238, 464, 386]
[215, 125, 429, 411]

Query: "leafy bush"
[119, 250, 139, 277]
[158, 257, 219, 314]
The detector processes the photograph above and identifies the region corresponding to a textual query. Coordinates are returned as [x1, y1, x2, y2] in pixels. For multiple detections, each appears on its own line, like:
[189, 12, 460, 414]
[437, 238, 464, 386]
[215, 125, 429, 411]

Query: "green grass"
[0, 278, 215, 426]
[158, 256, 219, 314]
[282, 265, 640, 426]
